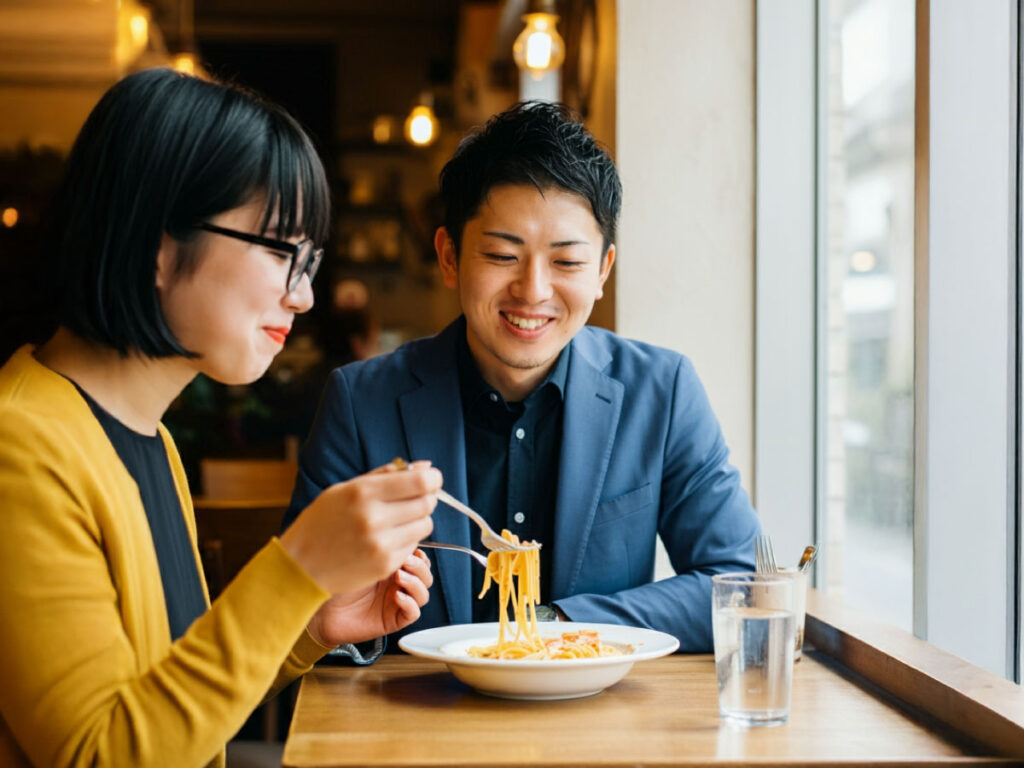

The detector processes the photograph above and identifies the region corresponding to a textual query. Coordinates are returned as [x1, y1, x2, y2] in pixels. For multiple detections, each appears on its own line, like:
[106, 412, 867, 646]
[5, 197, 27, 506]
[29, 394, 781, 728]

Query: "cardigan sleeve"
[0, 409, 331, 768]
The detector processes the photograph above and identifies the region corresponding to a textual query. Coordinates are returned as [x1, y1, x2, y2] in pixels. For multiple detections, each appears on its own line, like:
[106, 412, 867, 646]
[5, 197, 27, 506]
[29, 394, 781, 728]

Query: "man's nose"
[510, 258, 554, 303]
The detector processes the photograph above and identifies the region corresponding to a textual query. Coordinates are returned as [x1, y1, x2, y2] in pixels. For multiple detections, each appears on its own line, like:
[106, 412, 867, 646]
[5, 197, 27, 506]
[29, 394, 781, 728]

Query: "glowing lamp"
[2, 207, 18, 228]
[513, 0, 566, 79]
[404, 96, 439, 147]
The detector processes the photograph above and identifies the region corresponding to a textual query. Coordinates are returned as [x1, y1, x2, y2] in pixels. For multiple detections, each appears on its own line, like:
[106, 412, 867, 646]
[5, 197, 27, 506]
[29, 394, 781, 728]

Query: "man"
[285, 102, 759, 654]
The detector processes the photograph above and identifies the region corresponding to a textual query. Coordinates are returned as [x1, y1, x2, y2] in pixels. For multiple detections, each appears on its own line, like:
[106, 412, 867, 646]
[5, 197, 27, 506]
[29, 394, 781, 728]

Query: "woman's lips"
[263, 327, 289, 345]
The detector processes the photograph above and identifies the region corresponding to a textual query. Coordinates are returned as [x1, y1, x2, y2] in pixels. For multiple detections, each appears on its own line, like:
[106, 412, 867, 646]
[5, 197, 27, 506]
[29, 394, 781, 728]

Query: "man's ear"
[596, 244, 615, 300]
[435, 227, 459, 289]
[154, 233, 178, 291]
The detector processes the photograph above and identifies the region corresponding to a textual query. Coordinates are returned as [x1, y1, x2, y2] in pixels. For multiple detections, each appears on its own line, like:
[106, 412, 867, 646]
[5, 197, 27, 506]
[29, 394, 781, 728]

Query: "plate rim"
[398, 620, 679, 668]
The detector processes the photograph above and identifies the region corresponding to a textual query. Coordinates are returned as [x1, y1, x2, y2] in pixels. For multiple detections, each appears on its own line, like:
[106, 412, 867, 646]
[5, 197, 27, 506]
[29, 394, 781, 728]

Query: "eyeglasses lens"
[287, 242, 322, 292]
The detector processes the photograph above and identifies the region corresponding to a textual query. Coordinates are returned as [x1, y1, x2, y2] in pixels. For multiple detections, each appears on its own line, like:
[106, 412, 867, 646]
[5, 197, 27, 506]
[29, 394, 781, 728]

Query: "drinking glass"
[712, 572, 795, 726]
[777, 566, 808, 660]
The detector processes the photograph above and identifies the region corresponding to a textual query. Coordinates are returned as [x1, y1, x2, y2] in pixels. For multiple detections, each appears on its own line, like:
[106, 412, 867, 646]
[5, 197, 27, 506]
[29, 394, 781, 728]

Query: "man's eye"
[484, 253, 516, 262]
[555, 260, 585, 268]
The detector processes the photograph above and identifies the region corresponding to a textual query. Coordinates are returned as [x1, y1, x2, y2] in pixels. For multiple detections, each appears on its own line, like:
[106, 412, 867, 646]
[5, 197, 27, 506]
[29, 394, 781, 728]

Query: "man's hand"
[307, 549, 433, 647]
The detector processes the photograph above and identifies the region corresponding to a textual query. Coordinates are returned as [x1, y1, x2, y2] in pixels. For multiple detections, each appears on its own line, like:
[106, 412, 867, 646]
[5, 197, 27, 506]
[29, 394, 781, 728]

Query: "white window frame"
[755, 0, 1020, 678]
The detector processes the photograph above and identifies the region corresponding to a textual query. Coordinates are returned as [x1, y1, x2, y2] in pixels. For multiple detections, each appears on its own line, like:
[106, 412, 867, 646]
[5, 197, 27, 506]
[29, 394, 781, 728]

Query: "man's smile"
[501, 311, 553, 332]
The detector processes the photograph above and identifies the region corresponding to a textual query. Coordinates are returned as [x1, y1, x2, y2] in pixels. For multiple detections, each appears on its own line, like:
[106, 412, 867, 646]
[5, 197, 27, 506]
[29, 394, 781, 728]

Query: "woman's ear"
[154, 233, 178, 291]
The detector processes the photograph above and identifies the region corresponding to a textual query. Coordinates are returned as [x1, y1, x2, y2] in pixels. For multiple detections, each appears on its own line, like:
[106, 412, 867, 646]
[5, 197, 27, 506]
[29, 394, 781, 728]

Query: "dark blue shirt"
[75, 384, 206, 641]
[456, 325, 568, 622]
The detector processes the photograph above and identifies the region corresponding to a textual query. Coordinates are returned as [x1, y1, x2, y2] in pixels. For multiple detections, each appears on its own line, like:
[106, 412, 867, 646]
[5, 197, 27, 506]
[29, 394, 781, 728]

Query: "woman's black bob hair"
[48, 67, 330, 358]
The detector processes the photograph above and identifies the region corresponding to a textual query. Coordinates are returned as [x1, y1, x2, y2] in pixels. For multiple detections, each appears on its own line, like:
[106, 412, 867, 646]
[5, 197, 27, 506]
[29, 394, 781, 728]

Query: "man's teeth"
[503, 313, 548, 330]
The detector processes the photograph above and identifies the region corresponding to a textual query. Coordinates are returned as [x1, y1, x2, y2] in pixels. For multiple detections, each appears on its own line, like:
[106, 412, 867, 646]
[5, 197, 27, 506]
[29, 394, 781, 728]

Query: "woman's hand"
[279, 462, 440, 595]
[306, 549, 433, 647]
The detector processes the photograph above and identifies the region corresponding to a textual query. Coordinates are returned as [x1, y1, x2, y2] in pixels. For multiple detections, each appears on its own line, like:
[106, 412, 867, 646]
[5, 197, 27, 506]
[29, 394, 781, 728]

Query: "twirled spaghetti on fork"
[466, 531, 623, 660]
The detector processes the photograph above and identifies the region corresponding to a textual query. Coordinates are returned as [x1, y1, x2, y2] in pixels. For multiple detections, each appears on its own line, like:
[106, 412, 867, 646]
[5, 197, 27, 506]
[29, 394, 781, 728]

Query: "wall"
[0, 1, 125, 151]
[582, 0, 618, 332]
[615, 0, 756, 497]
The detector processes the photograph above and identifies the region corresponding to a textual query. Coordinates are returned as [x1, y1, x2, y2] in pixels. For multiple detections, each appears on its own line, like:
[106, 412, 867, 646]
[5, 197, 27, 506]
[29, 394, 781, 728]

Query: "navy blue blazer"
[287, 319, 760, 651]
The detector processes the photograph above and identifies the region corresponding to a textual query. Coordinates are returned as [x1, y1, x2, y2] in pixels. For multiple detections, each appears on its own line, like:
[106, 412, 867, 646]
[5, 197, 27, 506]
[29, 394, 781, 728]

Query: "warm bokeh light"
[513, 12, 566, 78]
[115, 1, 150, 69]
[526, 26, 553, 69]
[172, 53, 198, 76]
[372, 115, 395, 144]
[404, 105, 438, 147]
[2, 208, 18, 228]
[851, 249, 877, 272]
[129, 13, 148, 48]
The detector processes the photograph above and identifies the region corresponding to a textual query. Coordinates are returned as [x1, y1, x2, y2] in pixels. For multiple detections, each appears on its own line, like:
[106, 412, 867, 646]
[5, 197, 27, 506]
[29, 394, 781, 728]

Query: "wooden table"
[283, 651, 1019, 767]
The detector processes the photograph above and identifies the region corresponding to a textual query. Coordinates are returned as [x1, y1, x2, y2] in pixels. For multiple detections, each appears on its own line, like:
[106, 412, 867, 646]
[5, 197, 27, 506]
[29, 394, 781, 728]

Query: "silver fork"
[754, 534, 778, 574]
[418, 541, 488, 566]
[435, 489, 539, 553]
[391, 458, 538, 553]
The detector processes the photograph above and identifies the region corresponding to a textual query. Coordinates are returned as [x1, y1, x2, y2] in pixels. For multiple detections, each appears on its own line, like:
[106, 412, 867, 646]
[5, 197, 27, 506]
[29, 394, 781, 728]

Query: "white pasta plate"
[398, 621, 679, 700]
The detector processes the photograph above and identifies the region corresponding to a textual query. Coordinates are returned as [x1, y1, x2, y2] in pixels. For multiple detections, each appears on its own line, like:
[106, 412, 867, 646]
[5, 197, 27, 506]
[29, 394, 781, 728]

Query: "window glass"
[821, 0, 915, 630]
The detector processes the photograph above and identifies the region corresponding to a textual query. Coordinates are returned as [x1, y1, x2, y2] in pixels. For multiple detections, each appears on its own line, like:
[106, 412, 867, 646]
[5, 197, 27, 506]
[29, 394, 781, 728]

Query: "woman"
[0, 69, 440, 767]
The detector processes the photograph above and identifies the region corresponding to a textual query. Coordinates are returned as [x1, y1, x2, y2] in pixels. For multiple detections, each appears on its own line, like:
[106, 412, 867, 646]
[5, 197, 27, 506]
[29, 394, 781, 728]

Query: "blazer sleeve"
[284, 367, 367, 530]
[0, 412, 331, 768]
[552, 356, 760, 651]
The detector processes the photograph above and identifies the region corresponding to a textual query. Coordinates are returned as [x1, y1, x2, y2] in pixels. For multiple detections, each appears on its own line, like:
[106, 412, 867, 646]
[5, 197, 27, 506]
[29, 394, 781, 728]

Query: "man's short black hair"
[47, 67, 330, 358]
[438, 101, 621, 257]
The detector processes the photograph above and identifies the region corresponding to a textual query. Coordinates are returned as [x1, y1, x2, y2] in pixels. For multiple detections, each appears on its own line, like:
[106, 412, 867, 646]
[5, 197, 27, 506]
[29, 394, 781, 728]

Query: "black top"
[75, 384, 207, 641]
[456, 330, 568, 622]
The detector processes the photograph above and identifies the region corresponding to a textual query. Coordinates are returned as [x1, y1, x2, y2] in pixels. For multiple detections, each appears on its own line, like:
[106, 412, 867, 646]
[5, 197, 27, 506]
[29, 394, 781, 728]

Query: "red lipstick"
[263, 327, 289, 345]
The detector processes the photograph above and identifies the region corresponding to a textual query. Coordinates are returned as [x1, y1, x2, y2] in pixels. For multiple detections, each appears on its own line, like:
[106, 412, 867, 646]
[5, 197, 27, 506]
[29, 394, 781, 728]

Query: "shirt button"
[513, 512, 526, 524]
[489, 393, 499, 402]
[515, 427, 526, 440]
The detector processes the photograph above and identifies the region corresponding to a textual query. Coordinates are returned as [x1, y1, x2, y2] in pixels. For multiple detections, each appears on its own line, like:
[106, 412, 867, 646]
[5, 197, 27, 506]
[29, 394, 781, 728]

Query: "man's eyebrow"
[481, 231, 524, 245]
[481, 231, 589, 248]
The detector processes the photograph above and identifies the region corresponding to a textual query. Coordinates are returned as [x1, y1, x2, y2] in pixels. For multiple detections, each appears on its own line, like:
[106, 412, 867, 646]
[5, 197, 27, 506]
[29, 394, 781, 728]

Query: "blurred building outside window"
[820, 0, 916, 630]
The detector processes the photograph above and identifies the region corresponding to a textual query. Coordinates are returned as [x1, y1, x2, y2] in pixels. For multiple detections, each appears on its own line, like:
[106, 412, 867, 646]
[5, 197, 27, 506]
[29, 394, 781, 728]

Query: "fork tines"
[754, 534, 778, 574]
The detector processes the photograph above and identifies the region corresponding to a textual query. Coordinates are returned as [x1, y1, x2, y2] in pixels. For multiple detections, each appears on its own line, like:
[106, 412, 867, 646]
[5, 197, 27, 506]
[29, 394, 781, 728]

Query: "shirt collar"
[455, 315, 571, 409]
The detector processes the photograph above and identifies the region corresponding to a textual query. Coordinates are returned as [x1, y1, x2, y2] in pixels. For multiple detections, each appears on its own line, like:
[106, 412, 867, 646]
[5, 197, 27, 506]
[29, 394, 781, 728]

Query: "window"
[757, 0, 1019, 677]
[820, 0, 916, 631]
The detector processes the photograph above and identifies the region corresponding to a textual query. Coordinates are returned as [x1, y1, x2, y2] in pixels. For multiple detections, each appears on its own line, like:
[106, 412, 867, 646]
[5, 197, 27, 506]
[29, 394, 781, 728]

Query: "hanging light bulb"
[513, 0, 566, 80]
[404, 93, 439, 147]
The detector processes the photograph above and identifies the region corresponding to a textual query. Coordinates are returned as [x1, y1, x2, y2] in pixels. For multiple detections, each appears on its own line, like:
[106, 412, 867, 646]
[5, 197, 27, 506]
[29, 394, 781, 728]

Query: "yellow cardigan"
[0, 346, 332, 767]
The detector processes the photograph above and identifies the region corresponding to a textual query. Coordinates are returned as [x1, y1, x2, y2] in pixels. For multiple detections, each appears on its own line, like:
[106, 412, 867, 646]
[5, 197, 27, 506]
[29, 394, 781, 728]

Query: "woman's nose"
[283, 274, 315, 313]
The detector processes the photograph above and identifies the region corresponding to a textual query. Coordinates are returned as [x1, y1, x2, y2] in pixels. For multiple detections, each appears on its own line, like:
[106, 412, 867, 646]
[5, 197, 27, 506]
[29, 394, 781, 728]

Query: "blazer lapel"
[399, 323, 473, 625]
[551, 333, 623, 599]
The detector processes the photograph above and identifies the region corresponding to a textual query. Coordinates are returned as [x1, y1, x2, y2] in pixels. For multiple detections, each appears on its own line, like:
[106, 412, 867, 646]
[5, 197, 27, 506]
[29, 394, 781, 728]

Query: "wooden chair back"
[193, 458, 298, 598]
[199, 458, 297, 501]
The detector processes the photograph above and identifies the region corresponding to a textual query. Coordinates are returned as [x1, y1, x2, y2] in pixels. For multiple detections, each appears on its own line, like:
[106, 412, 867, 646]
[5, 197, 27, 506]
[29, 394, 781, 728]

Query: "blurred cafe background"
[2, 0, 1023, 745]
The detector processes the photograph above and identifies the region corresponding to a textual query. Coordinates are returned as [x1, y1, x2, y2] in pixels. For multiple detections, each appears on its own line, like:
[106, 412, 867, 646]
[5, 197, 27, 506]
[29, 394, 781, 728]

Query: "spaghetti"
[466, 530, 624, 660]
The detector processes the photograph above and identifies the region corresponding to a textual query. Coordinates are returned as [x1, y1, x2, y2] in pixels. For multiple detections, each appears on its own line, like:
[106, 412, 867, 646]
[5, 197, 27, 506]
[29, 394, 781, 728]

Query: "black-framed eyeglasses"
[194, 222, 323, 293]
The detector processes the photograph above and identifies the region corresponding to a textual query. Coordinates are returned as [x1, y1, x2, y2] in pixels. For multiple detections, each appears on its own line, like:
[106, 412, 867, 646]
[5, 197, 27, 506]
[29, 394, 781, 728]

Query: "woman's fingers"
[352, 465, 442, 503]
[405, 549, 434, 589]
[394, 563, 431, 607]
